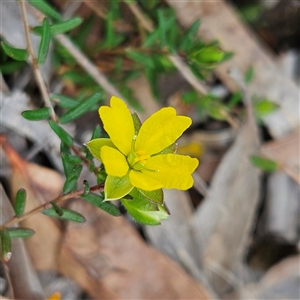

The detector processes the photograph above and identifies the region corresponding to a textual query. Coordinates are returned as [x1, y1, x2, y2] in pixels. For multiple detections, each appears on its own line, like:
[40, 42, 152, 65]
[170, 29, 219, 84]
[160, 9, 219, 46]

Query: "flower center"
[126, 135, 152, 171]
[127, 149, 150, 170]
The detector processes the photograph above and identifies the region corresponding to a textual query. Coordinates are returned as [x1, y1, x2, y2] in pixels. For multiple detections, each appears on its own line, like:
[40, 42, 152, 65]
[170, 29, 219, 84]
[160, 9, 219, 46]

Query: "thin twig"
[19, 0, 57, 122]
[54, 34, 125, 99]
[125, 1, 210, 96]
[0, 184, 104, 229]
[82, 0, 106, 19]
[126, 1, 154, 32]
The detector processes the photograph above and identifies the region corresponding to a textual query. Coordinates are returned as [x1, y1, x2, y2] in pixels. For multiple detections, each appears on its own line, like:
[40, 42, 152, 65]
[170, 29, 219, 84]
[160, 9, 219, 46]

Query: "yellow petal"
[129, 170, 163, 191]
[99, 96, 135, 155]
[101, 146, 129, 177]
[47, 292, 61, 300]
[85, 138, 116, 161]
[143, 154, 199, 190]
[135, 107, 191, 155]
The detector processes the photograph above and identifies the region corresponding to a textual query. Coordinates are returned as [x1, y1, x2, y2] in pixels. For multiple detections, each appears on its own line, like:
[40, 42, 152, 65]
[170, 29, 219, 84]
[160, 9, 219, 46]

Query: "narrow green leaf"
[28, 0, 62, 21]
[1, 41, 28, 61]
[244, 66, 254, 84]
[81, 193, 120, 216]
[62, 177, 77, 194]
[22, 107, 51, 121]
[0, 229, 12, 262]
[49, 17, 83, 34]
[0, 61, 27, 74]
[62, 165, 83, 194]
[32, 17, 83, 36]
[14, 189, 26, 217]
[180, 20, 201, 51]
[49, 120, 74, 146]
[131, 112, 142, 134]
[50, 201, 64, 216]
[91, 125, 102, 139]
[158, 10, 167, 47]
[38, 18, 51, 65]
[143, 15, 175, 47]
[59, 92, 102, 124]
[42, 207, 86, 223]
[7, 228, 35, 239]
[125, 50, 155, 68]
[250, 155, 279, 172]
[50, 93, 80, 109]
[227, 91, 243, 109]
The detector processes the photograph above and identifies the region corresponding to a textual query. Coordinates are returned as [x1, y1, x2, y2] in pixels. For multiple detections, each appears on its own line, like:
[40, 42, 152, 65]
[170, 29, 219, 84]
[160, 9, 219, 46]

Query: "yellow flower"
[86, 96, 199, 200]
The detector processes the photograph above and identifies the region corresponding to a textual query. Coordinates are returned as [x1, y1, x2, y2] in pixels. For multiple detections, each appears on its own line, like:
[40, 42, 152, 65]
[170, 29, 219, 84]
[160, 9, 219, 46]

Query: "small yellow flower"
[86, 96, 199, 200]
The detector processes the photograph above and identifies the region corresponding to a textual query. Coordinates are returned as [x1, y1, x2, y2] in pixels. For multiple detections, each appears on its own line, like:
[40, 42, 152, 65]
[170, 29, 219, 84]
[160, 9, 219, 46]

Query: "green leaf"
[0, 61, 27, 74]
[254, 99, 279, 118]
[121, 188, 169, 225]
[42, 207, 86, 223]
[7, 228, 35, 239]
[132, 112, 142, 135]
[244, 66, 254, 84]
[85, 138, 116, 161]
[0, 229, 12, 262]
[227, 91, 243, 109]
[32, 17, 83, 35]
[1, 41, 28, 61]
[104, 174, 133, 201]
[207, 103, 229, 121]
[125, 50, 155, 69]
[37, 18, 51, 65]
[50, 201, 64, 216]
[49, 120, 74, 146]
[14, 189, 26, 217]
[50, 93, 81, 109]
[59, 92, 102, 124]
[142, 16, 175, 48]
[101, 11, 125, 49]
[157, 10, 168, 47]
[250, 155, 279, 172]
[139, 189, 164, 204]
[62, 165, 83, 193]
[180, 20, 201, 51]
[22, 107, 51, 121]
[81, 193, 121, 216]
[91, 125, 102, 139]
[181, 90, 199, 104]
[28, 0, 62, 21]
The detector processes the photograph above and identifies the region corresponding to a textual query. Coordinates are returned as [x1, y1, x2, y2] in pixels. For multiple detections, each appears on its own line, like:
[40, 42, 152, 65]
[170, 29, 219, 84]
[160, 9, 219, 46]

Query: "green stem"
[0, 184, 104, 229]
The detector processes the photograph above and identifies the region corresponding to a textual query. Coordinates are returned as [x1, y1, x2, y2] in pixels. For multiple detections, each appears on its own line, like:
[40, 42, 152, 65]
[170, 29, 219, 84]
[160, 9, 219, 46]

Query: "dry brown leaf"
[0, 135, 63, 271]
[261, 130, 300, 184]
[192, 115, 261, 295]
[239, 255, 300, 299]
[58, 200, 214, 299]
[166, 0, 299, 139]
[0, 184, 45, 299]
[265, 171, 300, 243]
[0, 90, 63, 170]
